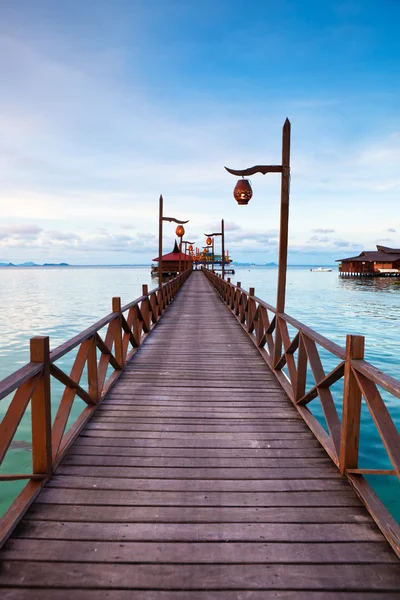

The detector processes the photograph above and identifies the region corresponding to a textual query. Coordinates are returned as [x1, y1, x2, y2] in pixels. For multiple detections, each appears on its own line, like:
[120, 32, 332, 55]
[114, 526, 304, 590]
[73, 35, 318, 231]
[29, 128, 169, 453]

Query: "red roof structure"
[152, 241, 193, 276]
[153, 241, 190, 263]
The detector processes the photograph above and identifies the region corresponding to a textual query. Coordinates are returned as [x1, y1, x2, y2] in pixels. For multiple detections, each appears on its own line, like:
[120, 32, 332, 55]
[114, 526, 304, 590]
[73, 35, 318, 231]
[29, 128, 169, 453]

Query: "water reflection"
[339, 276, 400, 293]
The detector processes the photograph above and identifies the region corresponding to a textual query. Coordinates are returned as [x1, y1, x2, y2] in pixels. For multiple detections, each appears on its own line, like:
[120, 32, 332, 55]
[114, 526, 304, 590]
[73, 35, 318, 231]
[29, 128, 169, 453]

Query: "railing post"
[141, 285, 152, 331]
[112, 297, 124, 369]
[248, 288, 255, 332]
[87, 335, 99, 403]
[30, 336, 52, 478]
[339, 334, 365, 474]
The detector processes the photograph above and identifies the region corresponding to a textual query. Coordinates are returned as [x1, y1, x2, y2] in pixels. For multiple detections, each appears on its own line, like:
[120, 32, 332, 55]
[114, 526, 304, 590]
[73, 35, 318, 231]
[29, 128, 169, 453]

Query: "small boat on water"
[310, 267, 332, 272]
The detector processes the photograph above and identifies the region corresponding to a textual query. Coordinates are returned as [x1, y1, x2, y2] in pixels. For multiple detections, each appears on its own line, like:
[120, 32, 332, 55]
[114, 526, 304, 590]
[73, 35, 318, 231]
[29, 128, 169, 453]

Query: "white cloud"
[0, 14, 399, 265]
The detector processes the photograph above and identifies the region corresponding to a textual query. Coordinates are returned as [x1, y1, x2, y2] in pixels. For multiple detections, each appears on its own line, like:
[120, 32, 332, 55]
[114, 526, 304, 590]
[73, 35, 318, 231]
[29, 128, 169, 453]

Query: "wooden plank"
[47, 475, 345, 491]
[64, 452, 332, 467]
[1, 561, 400, 590]
[1, 591, 397, 600]
[85, 423, 312, 433]
[3, 538, 396, 564]
[80, 429, 316, 440]
[13, 520, 384, 542]
[95, 409, 299, 418]
[36, 487, 362, 506]
[77, 433, 332, 447]
[25, 503, 371, 524]
[71, 440, 329, 457]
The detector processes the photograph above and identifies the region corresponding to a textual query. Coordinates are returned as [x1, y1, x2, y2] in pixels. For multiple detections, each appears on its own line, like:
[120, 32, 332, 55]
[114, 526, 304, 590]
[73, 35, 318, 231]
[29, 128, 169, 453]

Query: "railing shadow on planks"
[0, 270, 191, 547]
[202, 267, 400, 558]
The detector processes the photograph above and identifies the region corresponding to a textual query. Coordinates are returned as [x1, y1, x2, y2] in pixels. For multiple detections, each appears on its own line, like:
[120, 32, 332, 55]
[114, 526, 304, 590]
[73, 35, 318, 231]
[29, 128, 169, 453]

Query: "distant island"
[0, 262, 69, 267]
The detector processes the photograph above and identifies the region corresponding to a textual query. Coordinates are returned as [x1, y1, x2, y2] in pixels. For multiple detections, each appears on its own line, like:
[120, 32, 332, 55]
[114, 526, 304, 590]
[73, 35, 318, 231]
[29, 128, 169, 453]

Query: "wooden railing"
[0, 270, 191, 545]
[203, 267, 400, 558]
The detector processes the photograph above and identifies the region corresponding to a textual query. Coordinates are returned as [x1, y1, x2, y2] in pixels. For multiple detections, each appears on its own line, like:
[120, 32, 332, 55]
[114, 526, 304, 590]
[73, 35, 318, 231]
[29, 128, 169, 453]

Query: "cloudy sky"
[0, 0, 399, 265]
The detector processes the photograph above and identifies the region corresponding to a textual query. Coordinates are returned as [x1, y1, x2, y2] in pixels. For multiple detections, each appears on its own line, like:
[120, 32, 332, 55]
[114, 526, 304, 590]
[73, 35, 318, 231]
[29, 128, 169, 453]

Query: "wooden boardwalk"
[0, 271, 399, 598]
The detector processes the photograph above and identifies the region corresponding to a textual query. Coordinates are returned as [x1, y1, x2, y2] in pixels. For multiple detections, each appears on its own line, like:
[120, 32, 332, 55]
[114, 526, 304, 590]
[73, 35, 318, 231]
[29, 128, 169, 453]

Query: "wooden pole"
[221, 219, 225, 279]
[212, 238, 215, 272]
[184, 242, 187, 272]
[273, 118, 291, 367]
[87, 336, 99, 403]
[112, 297, 124, 369]
[179, 238, 182, 274]
[339, 334, 365, 474]
[158, 194, 163, 288]
[30, 336, 52, 478]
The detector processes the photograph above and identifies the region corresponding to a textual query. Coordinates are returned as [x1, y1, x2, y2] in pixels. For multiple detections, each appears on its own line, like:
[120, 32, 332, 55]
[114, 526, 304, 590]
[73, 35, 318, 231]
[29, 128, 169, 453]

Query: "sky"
[0, 0, 399, 265]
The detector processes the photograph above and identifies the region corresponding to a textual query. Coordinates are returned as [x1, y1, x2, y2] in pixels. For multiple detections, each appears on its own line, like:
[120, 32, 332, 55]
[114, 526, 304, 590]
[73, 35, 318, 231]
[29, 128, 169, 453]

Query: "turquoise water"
[0, 265, 399, 520]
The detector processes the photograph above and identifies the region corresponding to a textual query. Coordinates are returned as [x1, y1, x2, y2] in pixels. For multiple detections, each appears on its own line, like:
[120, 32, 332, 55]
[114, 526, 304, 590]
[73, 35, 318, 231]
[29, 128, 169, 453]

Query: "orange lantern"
[176, 225, 185, 237]
[188, 244, 193, 251]
[233, 178, 253, 205]
[206, 237, 212, 246]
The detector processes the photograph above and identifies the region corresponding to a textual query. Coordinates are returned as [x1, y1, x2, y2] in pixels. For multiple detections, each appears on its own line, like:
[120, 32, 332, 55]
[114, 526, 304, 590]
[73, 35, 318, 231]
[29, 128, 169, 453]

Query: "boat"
[310, 267, 332, 272]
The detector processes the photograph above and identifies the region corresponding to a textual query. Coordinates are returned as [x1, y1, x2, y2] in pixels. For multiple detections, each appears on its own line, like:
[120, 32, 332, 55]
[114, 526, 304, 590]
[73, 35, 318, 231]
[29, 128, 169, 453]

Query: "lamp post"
[204, 219, 225, 278]
[205, 236, 214, 271]
[158, 195, 188, 286]
[176, 225, 185, 274]
[224, 118, 291, 367]
[182, 240, 195, 272]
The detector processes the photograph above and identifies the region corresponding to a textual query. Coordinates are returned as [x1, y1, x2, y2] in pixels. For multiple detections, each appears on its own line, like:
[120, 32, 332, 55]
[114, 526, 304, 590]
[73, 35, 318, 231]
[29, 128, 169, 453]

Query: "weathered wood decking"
[0, 271, 399, 597]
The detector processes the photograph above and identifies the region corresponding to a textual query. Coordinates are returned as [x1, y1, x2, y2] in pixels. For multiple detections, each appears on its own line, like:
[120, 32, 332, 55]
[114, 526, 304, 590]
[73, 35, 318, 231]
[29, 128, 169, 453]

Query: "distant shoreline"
[0, 262, 69, 268]
[0, 263, 338, 268]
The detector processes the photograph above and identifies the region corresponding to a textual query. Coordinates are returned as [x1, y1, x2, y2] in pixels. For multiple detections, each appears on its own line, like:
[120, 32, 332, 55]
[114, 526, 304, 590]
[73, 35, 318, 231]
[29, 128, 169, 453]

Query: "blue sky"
[0, 0, 399, 264]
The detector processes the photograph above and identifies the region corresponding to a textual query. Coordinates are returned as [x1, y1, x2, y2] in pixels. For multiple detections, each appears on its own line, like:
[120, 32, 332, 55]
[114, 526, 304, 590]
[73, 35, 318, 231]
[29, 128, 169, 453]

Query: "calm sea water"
[0, 265, 399, 520]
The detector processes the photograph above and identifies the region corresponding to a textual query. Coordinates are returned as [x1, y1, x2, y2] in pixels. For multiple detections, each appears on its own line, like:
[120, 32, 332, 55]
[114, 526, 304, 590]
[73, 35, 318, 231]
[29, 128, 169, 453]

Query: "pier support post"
[340, 334, 365, 474]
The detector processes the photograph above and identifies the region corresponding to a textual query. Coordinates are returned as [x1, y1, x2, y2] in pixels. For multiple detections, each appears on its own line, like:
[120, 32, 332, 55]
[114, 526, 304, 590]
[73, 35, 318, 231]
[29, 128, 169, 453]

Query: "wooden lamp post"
[158, 195, 188, 286]
[205, 236, 214, 271]
[182, 240, 195, 272]
[204, 219, 225, 278]
[224, 118, 291, 367]
[202, 246, 210, 269]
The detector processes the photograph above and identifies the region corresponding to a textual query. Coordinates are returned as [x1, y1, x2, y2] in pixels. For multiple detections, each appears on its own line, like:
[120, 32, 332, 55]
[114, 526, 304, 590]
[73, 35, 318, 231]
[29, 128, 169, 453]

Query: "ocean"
[0, 265, 399, 520]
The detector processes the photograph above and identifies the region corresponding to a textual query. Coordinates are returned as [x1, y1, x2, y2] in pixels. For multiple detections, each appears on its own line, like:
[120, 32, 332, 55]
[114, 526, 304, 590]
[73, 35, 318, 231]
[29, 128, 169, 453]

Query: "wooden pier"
[0, 270, 399, 597]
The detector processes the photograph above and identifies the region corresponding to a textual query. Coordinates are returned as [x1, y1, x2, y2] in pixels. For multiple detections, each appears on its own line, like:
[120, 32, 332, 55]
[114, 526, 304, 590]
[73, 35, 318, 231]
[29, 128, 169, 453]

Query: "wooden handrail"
[202, 267, 400, 558]
[0, 269, 191, 548]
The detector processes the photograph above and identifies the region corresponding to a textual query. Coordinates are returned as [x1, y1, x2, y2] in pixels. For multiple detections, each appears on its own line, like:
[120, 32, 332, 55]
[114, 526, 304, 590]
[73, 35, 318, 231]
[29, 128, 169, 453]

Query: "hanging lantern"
[176, 225, 185, 237]
[233, 178, 253, 205]
[206, 237, 212, 246]
[188, 245, 193, 251]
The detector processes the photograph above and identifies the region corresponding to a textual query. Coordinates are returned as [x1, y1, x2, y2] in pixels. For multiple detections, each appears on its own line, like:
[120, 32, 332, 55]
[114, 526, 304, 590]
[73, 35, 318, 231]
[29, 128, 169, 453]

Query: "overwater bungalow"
[337, 245, 400, 277]
[151, 241, 192, 277]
